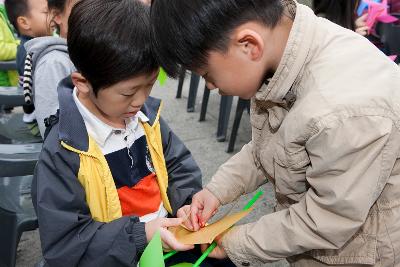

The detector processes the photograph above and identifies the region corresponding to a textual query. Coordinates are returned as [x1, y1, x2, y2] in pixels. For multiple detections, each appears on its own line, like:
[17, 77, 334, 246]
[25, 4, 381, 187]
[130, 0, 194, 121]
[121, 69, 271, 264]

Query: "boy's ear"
[51, 10, 63, 26]
[71, 72, 91, 95]
[16, 16, 31, 31]
[234, 29, 264, 61]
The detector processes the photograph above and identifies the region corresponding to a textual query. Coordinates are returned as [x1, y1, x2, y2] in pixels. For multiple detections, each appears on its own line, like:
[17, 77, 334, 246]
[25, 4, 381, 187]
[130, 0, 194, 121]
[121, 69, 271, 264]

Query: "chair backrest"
[0, 174, 38, 267]
[0, 144, 41, 177]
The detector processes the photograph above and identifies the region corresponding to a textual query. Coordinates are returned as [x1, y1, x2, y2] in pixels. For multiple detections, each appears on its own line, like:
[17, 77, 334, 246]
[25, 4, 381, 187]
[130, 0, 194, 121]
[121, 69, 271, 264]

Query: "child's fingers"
[355, 13, 368, 28]
[177, 206, 194, 230]
[356, 26, 369, 36]
[161, 217, 184, 228]
[190, 205, 201, 231]
[177, 205, 190, 220]
[200, 204, 216, 225]
[360, 13, 368, 20]
[160, 228, 194, 251]
[183, 217, 194, 231]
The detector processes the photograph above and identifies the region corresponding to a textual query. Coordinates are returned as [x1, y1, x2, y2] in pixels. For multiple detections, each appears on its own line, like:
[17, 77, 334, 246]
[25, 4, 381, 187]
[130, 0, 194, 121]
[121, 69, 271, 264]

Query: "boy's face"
[196, 26, 272, 100]
[192, 20, 292, 100]
[198, 49, 266, 100]
[74, 70, 159, 127]
[18, 0, 52, 37]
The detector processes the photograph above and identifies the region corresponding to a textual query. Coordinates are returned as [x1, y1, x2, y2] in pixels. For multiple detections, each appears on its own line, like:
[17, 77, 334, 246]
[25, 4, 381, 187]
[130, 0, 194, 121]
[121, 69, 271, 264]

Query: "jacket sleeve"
[220, 116, 399, 266]
[206, 141, 267, 205]
[0, 18, 18, 60]
[160, 116, 202, 215]
[32, 131, 147, 267]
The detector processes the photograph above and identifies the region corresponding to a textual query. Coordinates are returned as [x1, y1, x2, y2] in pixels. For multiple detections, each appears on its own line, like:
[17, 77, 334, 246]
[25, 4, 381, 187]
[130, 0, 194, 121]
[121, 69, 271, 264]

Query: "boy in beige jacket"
[151, 0, 400, 266]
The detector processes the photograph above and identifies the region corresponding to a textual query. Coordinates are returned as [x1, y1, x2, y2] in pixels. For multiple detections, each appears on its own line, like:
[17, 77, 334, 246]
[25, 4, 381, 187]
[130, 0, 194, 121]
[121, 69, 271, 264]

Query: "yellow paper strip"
[171, 208, 252, 245]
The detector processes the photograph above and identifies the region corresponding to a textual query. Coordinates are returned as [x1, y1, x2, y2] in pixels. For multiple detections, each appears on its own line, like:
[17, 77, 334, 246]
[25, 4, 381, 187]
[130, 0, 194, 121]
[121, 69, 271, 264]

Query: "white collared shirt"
[73, 88, 167, 222]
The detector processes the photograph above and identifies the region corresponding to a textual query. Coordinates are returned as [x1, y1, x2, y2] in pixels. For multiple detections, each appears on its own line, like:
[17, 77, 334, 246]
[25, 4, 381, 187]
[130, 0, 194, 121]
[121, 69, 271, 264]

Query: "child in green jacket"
[0, 4, 19, 86]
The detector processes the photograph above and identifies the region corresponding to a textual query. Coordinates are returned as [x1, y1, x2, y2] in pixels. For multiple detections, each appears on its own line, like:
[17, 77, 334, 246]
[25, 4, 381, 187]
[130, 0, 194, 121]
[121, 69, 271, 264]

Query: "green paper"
[163, 250, 178, 260]
[167, 190, 265, 266]
[193, 242, 217, 267]
[191, 190, 264, 267]
[158, 68, 168, 86]
[243, 190, 264, 211]
[139, 231, 165, 267]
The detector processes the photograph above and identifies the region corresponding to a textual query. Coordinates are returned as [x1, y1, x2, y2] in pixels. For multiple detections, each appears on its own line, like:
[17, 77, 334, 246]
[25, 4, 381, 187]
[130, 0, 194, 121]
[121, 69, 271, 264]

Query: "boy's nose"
[130, 93, 146, 107]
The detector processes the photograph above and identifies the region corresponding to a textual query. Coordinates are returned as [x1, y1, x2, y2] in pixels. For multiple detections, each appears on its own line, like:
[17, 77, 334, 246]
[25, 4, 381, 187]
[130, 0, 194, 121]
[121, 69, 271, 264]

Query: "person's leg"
[22, 104, 36, 123]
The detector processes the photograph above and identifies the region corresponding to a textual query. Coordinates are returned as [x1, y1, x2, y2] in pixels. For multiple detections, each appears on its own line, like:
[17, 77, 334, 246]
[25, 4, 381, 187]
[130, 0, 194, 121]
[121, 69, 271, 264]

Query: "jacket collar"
[256, 1, 316, 104]
[57, 76, 162, 152]
[72, 87, 150, 147]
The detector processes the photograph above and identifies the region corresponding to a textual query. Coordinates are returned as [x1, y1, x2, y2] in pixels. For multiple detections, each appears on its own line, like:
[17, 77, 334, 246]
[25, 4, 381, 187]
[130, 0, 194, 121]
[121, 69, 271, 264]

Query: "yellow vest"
[61, 106, 172, 222]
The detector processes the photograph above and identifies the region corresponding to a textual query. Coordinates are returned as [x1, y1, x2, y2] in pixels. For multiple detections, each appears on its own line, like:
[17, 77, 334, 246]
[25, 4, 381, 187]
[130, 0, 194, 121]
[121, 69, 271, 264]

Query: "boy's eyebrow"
[130, 85, 141, 91]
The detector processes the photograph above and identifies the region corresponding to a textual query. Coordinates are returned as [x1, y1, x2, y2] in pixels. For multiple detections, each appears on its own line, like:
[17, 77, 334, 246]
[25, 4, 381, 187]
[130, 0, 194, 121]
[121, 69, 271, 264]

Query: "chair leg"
[0, 209, 19, 267]
[227, 98, 249, 153]
[199, 85, 210, 121]
[187, 73, 200, 112]
[216, 95, 233, 142]
[176, 67, 186, 99]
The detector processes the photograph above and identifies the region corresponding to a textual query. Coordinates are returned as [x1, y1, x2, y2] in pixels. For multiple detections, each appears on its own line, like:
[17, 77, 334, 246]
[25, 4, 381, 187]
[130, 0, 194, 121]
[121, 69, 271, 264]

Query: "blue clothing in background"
[16, 35, 32, 76]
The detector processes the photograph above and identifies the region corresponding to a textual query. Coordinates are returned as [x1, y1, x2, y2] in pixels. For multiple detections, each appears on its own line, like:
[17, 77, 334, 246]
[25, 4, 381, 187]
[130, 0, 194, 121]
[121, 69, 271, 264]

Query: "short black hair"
[47, 0, 69, 12]
[150, 0, 284, 78]
[68, 0, 158, 95]
[4, 0, 29, 33]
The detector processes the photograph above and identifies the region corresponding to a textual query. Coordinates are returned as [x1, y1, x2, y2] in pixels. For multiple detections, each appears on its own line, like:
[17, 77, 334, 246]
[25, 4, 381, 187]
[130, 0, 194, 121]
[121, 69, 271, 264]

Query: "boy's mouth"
[124, 105, 143, 117]
[124, 110, 139, 117]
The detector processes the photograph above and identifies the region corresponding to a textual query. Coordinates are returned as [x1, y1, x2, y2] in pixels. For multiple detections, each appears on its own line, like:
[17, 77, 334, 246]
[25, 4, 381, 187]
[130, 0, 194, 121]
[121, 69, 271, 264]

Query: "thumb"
[200, 204, 216, 225]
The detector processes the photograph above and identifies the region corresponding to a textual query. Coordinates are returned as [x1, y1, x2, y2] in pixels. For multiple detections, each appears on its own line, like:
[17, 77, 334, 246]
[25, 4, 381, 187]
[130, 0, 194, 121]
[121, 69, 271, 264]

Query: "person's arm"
[220, 116, 398, 265]
[0, 18, 18, 61]
[32, 130, 147, 267]
[206, 141, 267, 205]
[160, 117, 203, 215]
[182, 141, 267, 231]
[33, 53, 73, 137]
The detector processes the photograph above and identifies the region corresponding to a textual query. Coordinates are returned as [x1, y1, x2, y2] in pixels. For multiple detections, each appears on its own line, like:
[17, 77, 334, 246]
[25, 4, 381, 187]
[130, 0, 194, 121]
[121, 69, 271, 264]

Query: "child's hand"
[200, 235, 227, 259]
[355, 13, 369, 36]
[189, 189, 221, 231]
[177, 205, 194, 230]
[145, 218, 194, 251]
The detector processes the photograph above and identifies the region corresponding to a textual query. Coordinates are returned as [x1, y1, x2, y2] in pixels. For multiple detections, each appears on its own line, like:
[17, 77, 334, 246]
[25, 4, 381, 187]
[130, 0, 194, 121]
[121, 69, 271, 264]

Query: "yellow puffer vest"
[61, 106, 172, 222]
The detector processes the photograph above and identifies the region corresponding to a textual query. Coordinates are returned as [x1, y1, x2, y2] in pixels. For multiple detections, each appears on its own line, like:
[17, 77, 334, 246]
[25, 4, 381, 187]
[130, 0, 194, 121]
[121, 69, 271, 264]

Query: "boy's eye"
[121, 93, 135, 97]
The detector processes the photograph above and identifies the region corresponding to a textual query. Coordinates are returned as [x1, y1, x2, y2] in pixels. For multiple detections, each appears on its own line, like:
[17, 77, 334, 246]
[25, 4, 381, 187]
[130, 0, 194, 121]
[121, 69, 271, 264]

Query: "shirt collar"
[72, 87, 149, 147]
[256, 1, 316, 103]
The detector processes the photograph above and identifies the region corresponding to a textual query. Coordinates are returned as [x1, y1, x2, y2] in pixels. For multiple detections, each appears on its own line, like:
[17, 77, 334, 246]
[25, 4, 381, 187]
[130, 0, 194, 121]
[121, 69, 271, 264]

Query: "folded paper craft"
[364, 0, 399, 33]
[170, 208, 252, 245]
